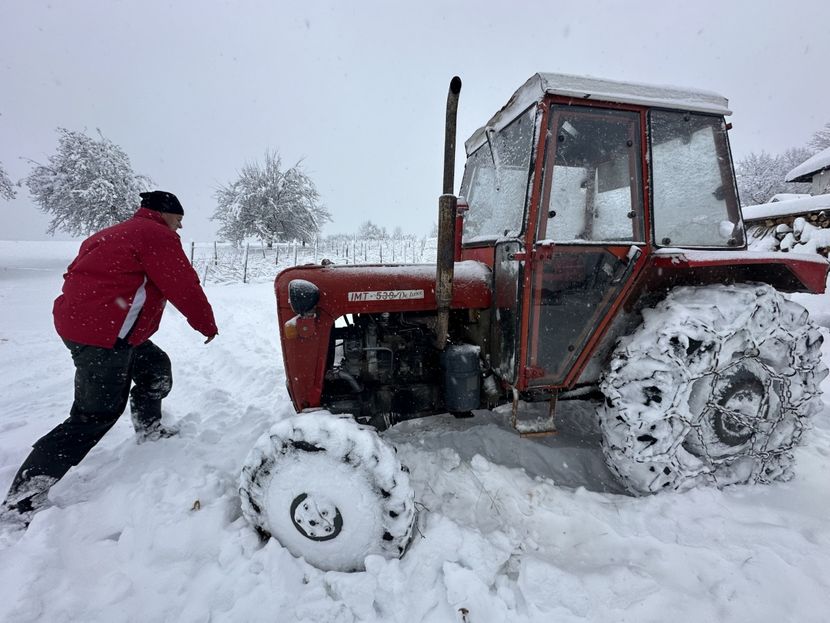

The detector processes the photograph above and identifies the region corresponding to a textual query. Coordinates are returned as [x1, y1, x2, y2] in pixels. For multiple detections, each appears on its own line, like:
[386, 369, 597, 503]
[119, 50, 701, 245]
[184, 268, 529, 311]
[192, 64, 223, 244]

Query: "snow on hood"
[786, 145, 830, 182]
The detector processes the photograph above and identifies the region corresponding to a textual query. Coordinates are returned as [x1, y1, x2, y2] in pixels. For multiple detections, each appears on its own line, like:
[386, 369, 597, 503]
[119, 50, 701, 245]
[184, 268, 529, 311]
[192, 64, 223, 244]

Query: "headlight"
[288, 279, 320, 315]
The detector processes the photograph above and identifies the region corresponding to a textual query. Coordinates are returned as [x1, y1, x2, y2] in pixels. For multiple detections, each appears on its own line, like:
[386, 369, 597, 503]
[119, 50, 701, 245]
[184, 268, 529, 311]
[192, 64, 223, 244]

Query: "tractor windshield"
[649, 111, 743, 248]
[461, 107, 536, 242]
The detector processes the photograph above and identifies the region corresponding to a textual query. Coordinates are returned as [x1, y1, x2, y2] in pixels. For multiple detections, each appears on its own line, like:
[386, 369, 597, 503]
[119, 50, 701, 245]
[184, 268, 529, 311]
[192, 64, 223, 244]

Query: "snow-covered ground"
[1, 240, 829, 622]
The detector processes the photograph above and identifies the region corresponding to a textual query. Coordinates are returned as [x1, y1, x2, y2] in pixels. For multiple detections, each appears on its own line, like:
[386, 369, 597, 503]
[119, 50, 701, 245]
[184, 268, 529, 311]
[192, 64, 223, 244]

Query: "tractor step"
[510, 391, 559, 437]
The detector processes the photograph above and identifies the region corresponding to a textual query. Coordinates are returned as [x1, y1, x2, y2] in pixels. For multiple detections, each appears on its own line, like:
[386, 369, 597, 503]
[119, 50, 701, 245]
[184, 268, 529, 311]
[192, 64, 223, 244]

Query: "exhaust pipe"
[435, 76, 462, 350]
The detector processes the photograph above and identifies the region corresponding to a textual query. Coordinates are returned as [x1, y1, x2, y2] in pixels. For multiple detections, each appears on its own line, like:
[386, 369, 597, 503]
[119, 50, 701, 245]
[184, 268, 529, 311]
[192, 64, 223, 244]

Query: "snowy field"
[1, 240, 829, 623]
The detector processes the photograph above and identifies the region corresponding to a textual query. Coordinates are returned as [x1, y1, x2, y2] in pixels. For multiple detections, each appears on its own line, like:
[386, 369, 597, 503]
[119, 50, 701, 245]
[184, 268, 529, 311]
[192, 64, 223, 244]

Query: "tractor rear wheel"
[240, 412, 416, 571]
[599, 283, 827, 495]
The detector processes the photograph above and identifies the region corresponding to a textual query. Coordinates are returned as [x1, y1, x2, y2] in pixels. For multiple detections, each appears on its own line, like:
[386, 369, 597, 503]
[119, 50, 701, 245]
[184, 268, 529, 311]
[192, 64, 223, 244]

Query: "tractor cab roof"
[465, 72, 731, 155]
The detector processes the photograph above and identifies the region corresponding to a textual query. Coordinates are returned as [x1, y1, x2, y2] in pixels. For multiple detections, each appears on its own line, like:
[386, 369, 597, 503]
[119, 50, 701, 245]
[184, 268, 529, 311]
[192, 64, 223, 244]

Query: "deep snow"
[1, 240, 829, 623]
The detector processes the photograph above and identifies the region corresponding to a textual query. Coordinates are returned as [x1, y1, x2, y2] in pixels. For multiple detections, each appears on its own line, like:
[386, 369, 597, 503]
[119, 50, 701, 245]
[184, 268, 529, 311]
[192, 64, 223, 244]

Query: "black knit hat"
[140, 191, 184, 215]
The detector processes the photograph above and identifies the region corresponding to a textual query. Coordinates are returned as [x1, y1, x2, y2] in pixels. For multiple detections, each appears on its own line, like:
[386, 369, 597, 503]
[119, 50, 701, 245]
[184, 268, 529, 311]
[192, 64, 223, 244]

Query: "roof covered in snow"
[466, 72, 731, 155]
[742, 194, 830, 222]
[786, 146, 830, 182]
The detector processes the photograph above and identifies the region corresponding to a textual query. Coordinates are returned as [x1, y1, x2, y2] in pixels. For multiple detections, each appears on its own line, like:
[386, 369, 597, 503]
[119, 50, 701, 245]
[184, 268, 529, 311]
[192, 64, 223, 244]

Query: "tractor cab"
[458, 74, 746, 392]
[461, 74, 743, 250]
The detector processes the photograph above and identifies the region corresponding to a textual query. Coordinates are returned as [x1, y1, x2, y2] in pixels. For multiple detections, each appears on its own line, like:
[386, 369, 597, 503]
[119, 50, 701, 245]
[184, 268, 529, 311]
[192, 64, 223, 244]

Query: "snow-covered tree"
[0, 162, 15, 200]
[736, 147, 811, 205]
[356, 220, 387, 240]
[213, 152, 330, 245]
[808, 122, 830, 153]
[25, 128, 150, 236]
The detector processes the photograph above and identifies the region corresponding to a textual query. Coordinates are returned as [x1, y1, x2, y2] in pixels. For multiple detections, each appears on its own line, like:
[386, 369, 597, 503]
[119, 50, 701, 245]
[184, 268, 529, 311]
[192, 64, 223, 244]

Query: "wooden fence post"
[243, 243, 250, 284]
[190, 241, 195, 264]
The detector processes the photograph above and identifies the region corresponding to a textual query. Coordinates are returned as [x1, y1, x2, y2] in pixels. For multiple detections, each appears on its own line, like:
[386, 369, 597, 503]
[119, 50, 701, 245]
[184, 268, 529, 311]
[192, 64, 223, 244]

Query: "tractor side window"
[650, 111, 743, 247]
[461, 107, 536, 243]
[540, 107, 644, 243]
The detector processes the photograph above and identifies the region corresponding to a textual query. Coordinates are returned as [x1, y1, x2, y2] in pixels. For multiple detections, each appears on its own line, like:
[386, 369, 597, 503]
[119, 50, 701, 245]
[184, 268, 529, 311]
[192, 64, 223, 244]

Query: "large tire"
[240, 412, 416, 572]
[599, 283, 827, 495]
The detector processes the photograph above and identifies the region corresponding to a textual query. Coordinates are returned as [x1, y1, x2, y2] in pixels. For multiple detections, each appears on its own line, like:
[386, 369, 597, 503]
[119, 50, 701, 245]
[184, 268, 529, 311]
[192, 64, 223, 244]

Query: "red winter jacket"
[53, 208, 218, 348]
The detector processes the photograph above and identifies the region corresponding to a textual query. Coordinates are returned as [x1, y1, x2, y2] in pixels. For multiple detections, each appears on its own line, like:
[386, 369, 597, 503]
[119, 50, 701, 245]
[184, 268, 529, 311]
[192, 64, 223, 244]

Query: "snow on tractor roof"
[466, 72, 730, 155]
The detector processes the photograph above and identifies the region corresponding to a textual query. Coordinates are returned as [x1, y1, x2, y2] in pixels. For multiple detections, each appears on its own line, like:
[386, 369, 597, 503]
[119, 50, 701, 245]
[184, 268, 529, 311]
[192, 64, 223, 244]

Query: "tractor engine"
[323, 313, 444, 427]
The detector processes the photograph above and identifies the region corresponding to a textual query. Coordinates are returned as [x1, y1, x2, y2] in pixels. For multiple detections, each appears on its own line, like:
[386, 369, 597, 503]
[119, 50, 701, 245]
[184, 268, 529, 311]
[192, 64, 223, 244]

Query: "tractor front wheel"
[240, 412, 416, 571]
[599, 283, 827, 495]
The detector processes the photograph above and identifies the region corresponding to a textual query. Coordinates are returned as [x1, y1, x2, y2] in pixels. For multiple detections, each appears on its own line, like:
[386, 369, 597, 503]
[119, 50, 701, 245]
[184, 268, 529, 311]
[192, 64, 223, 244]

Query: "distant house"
[785, 145, 830, 195]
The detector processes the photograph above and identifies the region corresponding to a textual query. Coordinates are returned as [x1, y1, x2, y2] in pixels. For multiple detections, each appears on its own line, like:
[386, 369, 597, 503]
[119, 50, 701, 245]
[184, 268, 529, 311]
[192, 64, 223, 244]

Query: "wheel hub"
[290, 493, 343, 541]
[684, 360, 773, 458]
[710, 366, 768, 447]
[713, 387, 763, 445]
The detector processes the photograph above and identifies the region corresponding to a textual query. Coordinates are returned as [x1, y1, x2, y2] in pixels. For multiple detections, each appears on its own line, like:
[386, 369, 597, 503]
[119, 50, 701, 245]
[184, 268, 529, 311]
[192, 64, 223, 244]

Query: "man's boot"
[1, 473, 58, 530]
[130, 396, 177, 443]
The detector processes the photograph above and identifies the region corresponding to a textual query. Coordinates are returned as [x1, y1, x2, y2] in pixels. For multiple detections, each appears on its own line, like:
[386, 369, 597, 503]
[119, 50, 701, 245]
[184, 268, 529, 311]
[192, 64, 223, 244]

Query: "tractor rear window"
[650, 111, 743, 248]
[461, 107, 536, 242]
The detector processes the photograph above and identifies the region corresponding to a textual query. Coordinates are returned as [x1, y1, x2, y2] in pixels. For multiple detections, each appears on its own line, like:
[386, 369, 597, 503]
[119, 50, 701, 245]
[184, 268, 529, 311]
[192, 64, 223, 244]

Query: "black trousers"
[4, 339, 172, 507]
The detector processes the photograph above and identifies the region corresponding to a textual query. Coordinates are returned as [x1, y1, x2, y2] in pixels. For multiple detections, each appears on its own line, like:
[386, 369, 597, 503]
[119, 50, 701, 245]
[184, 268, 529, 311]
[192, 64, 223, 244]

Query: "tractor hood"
[274, 261, 492, 411]
[275, 261, 492, 320]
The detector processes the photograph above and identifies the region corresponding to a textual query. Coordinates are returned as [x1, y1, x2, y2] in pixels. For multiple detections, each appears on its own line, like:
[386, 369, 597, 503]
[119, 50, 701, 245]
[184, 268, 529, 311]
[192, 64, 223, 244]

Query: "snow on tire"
[239, 411, 416, 572]
[599, 283, 827, 495]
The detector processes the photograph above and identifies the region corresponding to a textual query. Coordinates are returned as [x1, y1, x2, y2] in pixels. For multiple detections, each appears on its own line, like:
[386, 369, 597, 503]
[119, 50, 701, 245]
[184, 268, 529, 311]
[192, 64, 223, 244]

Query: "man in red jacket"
[1, 190, 218, 528]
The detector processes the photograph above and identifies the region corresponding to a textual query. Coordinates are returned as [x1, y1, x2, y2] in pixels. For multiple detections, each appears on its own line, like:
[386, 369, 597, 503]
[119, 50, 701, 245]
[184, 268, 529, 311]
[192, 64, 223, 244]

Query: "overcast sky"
[1, 0, 828, 241]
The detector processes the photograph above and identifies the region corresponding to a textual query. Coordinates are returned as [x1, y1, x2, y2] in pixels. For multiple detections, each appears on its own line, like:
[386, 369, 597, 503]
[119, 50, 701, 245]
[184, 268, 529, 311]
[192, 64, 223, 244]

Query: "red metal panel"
[276, 262, 491, 316]
[648, 252, 828, 293]
[460, 245, 495, 267]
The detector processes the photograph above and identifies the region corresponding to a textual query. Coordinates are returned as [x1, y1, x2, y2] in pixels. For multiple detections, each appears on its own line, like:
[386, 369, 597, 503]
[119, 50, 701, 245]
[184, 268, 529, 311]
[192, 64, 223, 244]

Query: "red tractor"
[240, 74, 828, 571]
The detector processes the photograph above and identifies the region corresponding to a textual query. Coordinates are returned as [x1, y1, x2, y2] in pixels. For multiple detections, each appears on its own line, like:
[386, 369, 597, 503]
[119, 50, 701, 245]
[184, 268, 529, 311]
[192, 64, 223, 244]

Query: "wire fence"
[189, 237, 438, 284]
